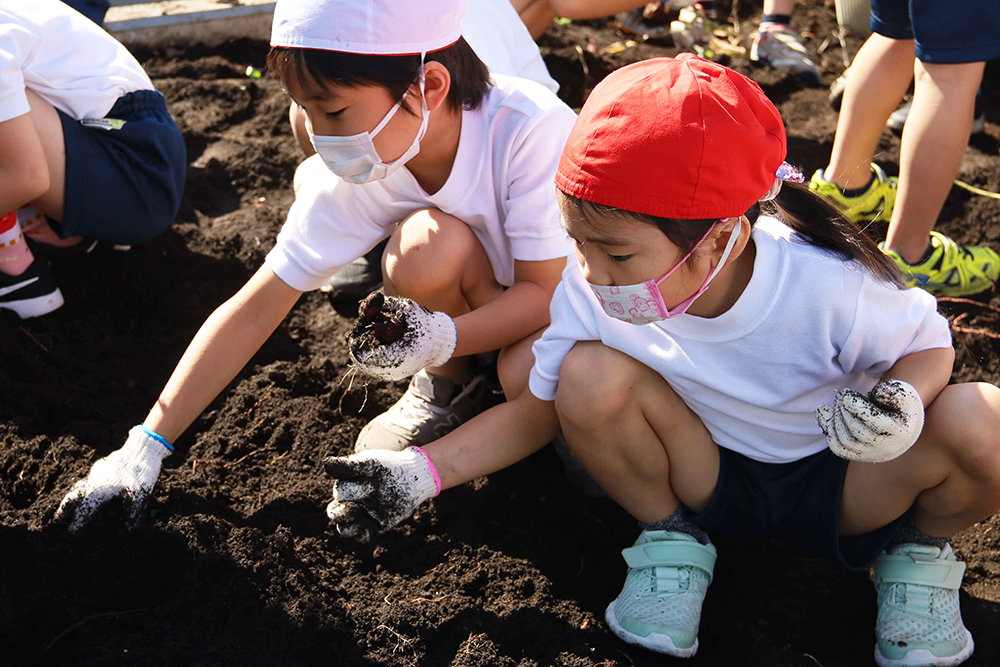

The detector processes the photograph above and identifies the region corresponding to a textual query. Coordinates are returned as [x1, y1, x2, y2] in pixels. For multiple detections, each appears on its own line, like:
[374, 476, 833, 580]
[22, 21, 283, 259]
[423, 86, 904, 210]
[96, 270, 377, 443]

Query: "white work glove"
[348, 292, 457, 381]
[323, 446, 440, 543]
[816, 379, 924, 463]
[56, 425, 173, 533]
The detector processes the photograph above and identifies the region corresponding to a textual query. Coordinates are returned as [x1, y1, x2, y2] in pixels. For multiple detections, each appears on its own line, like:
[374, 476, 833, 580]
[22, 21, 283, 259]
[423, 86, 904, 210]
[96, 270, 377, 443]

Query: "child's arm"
[57, 266, 303, 532]
[451, 256, 566, 357]
[143, 265, 304, 442]
[324, 390, 560, 542]
[880, 347, 955, 406]
[548, 0, 652, 20]
[817, 347, 955, 463]
[0, 113, 49, 213]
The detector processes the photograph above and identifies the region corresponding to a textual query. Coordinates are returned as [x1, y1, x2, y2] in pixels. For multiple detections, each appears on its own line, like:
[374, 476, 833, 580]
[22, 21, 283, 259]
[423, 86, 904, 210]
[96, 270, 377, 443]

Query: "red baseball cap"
[556, 54, 786, 220]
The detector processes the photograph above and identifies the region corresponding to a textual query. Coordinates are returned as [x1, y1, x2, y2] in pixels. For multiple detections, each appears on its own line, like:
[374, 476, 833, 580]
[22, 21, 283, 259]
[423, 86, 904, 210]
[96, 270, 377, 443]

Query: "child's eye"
[608, 253, 632, 263]
[326, 109, 345, 118]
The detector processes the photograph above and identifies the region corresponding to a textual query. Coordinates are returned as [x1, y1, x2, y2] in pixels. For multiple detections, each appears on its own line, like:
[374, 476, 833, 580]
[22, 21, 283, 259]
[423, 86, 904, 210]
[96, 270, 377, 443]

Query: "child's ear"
[708, 216, 752, 264]
[422, 61, 452, 113]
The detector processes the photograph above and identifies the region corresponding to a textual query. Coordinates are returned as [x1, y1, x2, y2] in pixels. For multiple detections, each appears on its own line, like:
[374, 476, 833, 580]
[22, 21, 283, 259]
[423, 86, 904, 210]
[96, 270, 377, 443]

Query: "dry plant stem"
[18, 325, 50, 352]
[45, 608, 148, 653]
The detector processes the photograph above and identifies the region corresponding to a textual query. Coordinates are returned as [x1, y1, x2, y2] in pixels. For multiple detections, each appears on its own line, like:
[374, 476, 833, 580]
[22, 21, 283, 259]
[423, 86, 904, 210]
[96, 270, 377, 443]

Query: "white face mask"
[309, 70, 429, 185]
[588, 222, 741, 325]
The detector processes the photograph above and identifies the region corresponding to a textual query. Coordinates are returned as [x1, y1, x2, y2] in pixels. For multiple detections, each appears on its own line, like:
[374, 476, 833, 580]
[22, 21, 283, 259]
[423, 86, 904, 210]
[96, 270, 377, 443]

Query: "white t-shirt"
[462, 0, 559, 94]
[0, 0, 153, 123]
[266, 74, 577, 292]
[529, 217, 953, 464]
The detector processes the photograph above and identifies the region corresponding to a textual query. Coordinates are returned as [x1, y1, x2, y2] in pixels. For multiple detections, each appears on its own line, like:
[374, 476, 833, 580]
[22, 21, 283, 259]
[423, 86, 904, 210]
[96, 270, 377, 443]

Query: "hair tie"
[759, 161, 805, 202]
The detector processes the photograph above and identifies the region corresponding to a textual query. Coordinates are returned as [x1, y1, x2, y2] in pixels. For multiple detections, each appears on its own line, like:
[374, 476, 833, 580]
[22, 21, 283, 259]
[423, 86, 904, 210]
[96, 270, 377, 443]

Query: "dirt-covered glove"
[56, 425, 173, 533]
[323, 446, 441, 543]
[347, 292, 456, 381]
[816, 379, 924, 463]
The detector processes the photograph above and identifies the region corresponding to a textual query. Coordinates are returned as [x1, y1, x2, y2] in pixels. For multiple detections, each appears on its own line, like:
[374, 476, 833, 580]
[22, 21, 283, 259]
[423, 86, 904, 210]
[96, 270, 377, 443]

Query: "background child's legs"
[841, 382, 1000, 539]
[383, 209, 505, 385]
[825, 34, 913, 189]
[554, 341, 719, 522]
[509, 0, 556, 40]
[884, 60, 984, 262]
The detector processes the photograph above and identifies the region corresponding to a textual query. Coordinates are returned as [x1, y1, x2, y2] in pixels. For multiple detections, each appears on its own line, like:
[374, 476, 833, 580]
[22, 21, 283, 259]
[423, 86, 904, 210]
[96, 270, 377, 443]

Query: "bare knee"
[555, 342, 640, 428]
[385, 209, 481, 302]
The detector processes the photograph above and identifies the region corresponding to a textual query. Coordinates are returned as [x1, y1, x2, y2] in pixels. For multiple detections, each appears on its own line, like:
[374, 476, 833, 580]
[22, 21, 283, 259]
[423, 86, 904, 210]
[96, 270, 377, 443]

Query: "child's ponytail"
[768, 182, 905, 288]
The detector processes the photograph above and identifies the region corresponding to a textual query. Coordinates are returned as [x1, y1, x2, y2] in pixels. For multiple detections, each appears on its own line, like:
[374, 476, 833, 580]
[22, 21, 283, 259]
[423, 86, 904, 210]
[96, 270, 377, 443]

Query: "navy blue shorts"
[871, 0, 1000, 63]
[58, 89, 186, 245]
[689, 447, 909, 571]
[59, 0, 109, 26]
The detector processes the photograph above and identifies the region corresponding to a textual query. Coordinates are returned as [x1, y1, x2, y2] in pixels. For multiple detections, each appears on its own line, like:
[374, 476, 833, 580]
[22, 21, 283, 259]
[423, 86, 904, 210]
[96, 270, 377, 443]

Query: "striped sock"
[640, 506, 710, 543]
[888, 516, 949, 550]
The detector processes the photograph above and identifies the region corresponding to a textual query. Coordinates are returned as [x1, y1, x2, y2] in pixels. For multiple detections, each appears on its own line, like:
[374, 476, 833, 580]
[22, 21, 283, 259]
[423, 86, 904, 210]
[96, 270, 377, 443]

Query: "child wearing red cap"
[322, 54, 1000, 666]
[57, 0, 577, 531]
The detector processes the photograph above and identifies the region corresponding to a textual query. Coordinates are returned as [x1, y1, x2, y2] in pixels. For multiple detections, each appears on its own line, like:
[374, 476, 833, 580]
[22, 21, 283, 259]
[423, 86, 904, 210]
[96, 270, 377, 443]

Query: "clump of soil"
[3, 3, 1000, 666]
[349, 292, 409, 357]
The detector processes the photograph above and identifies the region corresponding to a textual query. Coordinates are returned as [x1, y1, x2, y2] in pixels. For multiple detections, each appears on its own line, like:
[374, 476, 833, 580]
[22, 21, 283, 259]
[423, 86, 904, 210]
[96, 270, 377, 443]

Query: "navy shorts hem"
[60, 89, 186, 244]
[689, 447, 909, 571]
[871, 0, 1000, 64]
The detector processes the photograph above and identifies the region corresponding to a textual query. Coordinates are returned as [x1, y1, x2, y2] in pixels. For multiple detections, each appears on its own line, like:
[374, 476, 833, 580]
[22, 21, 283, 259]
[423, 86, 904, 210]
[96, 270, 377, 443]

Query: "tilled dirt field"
[2, 3, 1000, 666]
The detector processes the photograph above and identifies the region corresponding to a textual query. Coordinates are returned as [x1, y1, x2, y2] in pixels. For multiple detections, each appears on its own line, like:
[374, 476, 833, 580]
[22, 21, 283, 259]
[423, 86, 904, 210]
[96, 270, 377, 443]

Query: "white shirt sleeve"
[837, 273, 953, 378]
[265, 156, 396, 292]
[0, 23, 30, 123]
[529, 263, 600, 401]
[502, 106, 577, 263]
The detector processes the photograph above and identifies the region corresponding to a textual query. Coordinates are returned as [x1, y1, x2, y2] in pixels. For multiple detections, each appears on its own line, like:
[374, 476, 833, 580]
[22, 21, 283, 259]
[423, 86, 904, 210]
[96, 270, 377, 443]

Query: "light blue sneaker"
[873, 543, 974, 667]
[605, 530, 716, 658]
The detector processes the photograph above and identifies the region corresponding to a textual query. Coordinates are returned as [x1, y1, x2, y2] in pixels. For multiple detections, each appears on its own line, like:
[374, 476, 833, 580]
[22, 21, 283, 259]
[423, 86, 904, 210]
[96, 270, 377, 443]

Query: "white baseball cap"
[271, 0, 466, 56]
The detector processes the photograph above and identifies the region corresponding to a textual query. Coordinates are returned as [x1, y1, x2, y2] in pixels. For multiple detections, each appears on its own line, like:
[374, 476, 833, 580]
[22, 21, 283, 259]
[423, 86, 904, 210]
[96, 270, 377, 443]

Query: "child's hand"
[56, 426, 172, 533]
[816, 379, 924, 463]
[323, 447, 440, 543]
[347, 292, 456, 381]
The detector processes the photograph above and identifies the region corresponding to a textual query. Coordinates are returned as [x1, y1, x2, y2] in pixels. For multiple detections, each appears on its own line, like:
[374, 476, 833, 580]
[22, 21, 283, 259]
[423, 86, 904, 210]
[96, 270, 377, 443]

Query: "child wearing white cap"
[57, 0, 577, 531]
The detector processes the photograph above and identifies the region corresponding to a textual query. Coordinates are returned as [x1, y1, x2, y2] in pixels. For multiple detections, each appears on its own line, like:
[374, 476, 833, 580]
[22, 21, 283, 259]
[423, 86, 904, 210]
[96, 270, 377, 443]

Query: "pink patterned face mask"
[588, 222, 740, 325]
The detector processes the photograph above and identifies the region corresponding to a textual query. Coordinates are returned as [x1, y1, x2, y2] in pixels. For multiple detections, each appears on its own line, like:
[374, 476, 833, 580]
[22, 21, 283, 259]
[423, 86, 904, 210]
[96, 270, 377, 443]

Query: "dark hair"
[265, 37, 491, 114]
[557, 183, 905, 288]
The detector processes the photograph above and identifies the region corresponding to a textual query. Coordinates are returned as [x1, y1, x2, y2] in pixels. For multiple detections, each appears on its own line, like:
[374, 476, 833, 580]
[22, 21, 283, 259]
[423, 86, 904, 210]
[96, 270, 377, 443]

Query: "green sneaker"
[881, 232, 999, 297]
[808, 163, 898, 224]
[873, 543, 974, 667]
[605, 530, 716, 658]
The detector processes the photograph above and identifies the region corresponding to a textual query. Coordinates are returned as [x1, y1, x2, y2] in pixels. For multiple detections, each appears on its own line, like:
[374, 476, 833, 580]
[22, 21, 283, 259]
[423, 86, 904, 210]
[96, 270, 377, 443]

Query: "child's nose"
[576, 252, 610, 286]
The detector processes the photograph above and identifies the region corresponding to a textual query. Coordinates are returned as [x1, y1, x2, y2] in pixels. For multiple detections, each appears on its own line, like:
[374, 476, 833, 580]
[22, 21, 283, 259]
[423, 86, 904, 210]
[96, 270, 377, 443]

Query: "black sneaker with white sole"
[0, 259, 64, 318]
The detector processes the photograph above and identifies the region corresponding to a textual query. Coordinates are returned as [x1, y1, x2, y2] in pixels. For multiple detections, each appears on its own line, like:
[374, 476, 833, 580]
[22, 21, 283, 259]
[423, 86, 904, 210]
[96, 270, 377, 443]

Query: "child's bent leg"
[841, 382, 1000, 538]
[842, 383, 999, 667]
[554, 341, 719, 522]
[23, 89, 67, 222]
[354, 209, 502, 453]
[383, 208, 504, 385]
[559, 344, 720, 658]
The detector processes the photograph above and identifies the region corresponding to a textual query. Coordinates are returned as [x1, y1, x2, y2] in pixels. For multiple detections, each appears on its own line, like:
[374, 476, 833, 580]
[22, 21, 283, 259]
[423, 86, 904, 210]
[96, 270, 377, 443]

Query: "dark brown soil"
[3, 3, 1000, 666]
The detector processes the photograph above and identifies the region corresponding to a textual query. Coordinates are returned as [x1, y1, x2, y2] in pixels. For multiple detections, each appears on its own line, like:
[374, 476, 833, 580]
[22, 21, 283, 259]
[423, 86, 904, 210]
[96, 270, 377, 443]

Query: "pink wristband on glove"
[411, 446, 442, 497]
